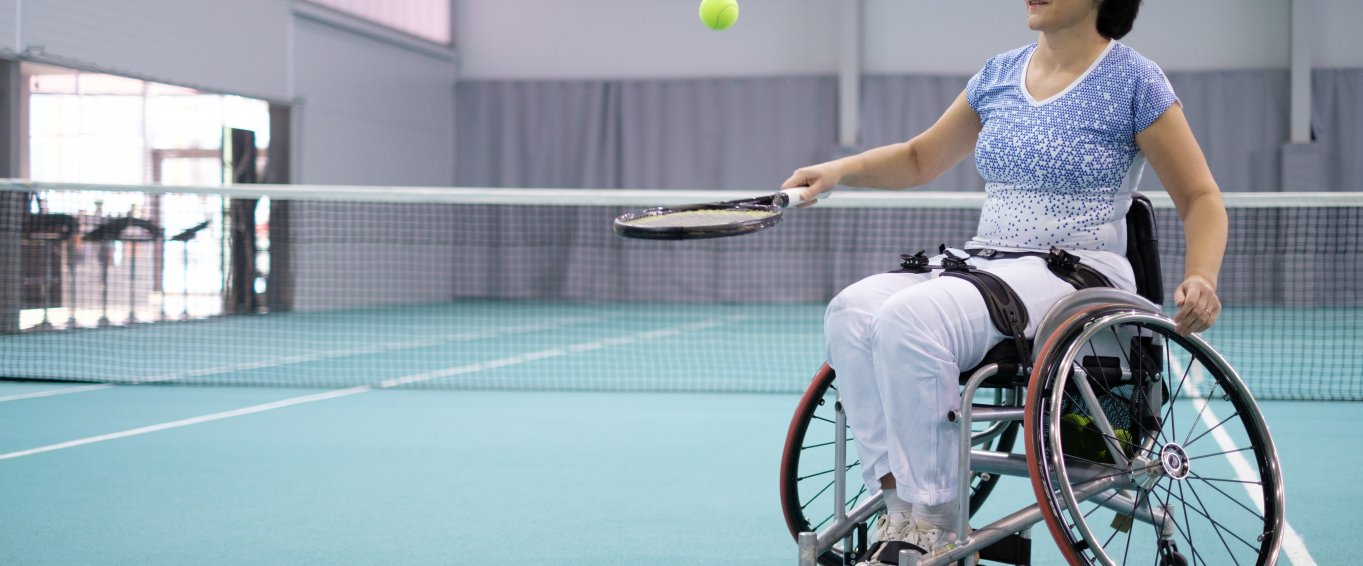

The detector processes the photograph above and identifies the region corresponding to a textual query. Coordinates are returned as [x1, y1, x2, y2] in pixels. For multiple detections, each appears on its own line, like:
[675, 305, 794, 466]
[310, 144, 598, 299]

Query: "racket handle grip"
[780, 187, 824, 207]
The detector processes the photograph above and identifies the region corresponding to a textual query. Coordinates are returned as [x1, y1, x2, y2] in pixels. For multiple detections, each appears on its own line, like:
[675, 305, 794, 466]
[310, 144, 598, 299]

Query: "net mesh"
[1, 181, 1359, 400]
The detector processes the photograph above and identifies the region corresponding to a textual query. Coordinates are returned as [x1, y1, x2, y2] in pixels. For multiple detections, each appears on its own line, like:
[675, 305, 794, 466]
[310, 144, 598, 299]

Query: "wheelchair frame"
[784, 194, 1285, 565]
[787, 290, 1285, 565]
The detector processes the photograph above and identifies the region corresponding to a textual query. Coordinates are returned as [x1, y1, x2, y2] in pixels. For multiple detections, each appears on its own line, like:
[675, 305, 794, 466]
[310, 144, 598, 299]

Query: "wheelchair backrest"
[1125, 193, 1163, 305]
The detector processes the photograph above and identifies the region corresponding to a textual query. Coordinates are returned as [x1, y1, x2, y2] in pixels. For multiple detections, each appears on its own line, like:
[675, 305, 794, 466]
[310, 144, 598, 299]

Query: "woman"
[780, 0, 1227, 562]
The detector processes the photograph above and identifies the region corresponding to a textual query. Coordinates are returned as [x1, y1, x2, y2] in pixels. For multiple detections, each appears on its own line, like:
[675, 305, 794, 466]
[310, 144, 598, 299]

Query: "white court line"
[1185, 360, 1317, 566]
[0, 317, 740, 461]
[0, 317, 598, 403]
[0, 384, 114, 402]
[0, 386, 372, 461]
[377, 317, 736, 388]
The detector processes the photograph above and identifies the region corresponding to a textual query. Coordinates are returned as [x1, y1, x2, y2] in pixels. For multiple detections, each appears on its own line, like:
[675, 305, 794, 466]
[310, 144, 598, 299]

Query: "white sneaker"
[855, 515, 956, 565]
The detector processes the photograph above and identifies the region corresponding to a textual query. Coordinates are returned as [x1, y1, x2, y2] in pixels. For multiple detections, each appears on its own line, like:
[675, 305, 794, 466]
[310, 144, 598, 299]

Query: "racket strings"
[620, 208, 777, 228]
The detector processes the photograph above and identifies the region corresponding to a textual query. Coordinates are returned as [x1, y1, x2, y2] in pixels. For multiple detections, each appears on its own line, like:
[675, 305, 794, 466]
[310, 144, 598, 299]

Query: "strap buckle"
[940, 244, 974, 271]
[1046, 246, 1081, 272]
[898, 250, 930, 273]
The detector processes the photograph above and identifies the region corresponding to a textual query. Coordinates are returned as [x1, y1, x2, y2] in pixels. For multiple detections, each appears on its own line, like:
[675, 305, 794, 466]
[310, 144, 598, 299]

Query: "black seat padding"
[1126, 193, 1163, 305]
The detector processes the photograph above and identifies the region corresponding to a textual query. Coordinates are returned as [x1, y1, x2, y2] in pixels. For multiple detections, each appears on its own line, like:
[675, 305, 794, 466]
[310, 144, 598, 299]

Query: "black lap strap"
[860, 540, 930, 564]
[1043, 247, 1113, 290]
[942, 268, 1033, 369]
[966, 247, 1114, 291]
[885, 245, 1115, 373]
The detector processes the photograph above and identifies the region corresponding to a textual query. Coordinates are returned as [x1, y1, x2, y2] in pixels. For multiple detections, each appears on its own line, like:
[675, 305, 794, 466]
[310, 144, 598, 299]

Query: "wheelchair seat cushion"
[958, 339, 1034, 386]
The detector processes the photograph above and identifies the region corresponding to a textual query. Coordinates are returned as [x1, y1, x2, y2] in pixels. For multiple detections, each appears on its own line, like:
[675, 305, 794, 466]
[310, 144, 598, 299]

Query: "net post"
[0, 61, 19, 334]
[0, 190, 19, 334]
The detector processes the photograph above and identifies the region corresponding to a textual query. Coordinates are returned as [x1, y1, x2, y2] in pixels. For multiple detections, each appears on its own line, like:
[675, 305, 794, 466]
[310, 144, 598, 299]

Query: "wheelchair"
[781, 195, 1285, 566]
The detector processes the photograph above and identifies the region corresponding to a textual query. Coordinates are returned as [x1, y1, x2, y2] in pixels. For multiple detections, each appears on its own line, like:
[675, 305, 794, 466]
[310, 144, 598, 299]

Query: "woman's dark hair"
[1096, 0, 1142, 39]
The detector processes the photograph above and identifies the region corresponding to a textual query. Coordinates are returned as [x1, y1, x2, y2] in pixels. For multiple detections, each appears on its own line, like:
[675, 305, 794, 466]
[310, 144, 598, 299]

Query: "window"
[21, 63, 273, 328]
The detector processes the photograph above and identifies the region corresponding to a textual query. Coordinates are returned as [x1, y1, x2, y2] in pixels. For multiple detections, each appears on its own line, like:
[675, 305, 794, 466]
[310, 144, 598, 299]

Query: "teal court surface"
[1, 301, 1357, 565]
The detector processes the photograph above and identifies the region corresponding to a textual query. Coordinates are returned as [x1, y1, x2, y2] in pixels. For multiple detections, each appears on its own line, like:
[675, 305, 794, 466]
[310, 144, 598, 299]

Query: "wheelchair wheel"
[1025, 305, 1284, 566]
[781, 364, 1019, 565]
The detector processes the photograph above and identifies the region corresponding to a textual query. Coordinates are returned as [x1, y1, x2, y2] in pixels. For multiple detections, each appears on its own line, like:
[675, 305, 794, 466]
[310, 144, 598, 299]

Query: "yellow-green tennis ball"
[699, 0, 739, 30]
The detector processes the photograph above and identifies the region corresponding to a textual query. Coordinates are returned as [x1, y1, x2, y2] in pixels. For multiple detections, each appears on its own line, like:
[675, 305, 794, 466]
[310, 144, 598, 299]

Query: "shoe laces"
[859, 515, 956, 565]
[882, 515, 953, 552]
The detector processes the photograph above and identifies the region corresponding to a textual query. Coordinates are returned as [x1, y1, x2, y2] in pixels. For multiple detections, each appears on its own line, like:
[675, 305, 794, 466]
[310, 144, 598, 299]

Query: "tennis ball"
[699, 0, 740, 30]
[1060, 413, 1092, 456]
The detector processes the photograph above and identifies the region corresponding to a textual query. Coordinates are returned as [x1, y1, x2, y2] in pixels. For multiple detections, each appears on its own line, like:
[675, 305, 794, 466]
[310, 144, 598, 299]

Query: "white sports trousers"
[823, 250, 1135, 505]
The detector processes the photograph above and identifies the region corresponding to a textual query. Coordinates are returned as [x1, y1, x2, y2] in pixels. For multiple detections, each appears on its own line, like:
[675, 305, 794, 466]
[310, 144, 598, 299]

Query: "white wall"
[456, 0, 841, 79]
[866, 0, 1290, 74]
[1314, 0, 1363, 68]
[293, 17, 456, 185]
[1, 0, 457, 186]
[456, 0, 1360, 80]
[14, 0, 292, 101]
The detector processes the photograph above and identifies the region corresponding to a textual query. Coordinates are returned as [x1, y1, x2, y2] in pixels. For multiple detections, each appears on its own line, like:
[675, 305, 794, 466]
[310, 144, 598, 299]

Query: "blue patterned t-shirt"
[964, 41, 1178, 253]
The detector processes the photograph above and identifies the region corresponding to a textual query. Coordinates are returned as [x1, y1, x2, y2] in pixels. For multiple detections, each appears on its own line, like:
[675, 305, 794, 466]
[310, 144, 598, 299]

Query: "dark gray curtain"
[456, 77, 836, 190]
[618, 77, 837, 190]
[858, 75, 981, 190]
[456, 69, 1362, 193]
[455, 81, 625, 188]
[1316, 69, 1363, 191]
[1164, 70, 1290, 192]
[439, 69, 1363, 306]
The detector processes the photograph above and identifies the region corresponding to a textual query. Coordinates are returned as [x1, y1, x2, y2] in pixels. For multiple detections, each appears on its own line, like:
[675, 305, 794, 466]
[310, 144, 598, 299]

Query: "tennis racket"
[613, 188, 816, 240]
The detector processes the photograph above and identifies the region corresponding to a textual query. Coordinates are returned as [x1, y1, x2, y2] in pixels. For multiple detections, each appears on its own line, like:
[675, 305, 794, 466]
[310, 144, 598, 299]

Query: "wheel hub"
[1159, 443, 1191, 480]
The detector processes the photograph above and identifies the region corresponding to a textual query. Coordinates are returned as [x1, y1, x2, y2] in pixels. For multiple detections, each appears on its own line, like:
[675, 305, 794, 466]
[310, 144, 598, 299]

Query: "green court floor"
[0, 380, 1351, 565]
[1, 299, 1355, 564]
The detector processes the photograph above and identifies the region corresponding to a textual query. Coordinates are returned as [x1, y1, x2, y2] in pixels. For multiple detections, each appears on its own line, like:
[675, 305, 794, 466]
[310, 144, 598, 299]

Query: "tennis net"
[0, 180, 1358, 400]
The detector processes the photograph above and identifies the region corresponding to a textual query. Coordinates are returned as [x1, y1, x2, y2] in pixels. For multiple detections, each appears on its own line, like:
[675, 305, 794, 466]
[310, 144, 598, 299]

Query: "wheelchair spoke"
[800, 476, 837, 507]
[848, 483, 868, 508]
[1071, 459, 1163, 487]
[1182, 377, 1222, 445]
[797, 468, 836, 482]
[1163, 339, 1187, 446]
[1108, 326, 1151, 453]
[1152, 483, 1205, 566]
[1185, 471, 1267, 519]
[1171, 481, 1214, 566]
[1187, 445, 1255, 461]
[1164, 480, 1261, 552]
[1159, 483, 1231, 566]
[1157, 481, 1257, 561]
[1136, 485, 1164, 566]
[1081, 486, 1126, 520]
[798, 460, 860, 483]
[1181, 411, 1240, 452]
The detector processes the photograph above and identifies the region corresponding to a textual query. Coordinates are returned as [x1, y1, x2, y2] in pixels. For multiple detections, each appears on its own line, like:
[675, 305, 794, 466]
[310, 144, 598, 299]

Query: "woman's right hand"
[780, 162, 843, 206]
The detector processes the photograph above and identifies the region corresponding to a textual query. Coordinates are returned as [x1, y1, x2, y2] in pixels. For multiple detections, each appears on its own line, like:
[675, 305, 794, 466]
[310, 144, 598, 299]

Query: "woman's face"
[1024, 0, 1100, 34]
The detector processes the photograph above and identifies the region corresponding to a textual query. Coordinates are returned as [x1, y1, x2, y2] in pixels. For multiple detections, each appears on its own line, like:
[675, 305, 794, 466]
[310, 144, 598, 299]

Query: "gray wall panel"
[0, 0, 15, 54]
[290, 17, 456, 311]
[23, 0, 291, 100]
[293, 17, 455, 185]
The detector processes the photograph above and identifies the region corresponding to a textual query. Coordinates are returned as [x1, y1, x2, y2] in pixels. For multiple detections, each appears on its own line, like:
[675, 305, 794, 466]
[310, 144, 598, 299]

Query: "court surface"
[1, 302, 1355, 565]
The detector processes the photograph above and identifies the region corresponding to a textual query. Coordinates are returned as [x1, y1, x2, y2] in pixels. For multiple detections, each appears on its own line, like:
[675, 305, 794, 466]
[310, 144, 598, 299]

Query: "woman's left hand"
[1173, 275, 1220, 335]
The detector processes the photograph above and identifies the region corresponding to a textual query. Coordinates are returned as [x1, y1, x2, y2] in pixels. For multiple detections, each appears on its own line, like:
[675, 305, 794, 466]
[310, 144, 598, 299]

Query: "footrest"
[976, 531, 1031, 565]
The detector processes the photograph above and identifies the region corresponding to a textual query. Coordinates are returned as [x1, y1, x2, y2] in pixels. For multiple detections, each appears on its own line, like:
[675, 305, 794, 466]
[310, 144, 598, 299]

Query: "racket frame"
[612, 191, 803, 240]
